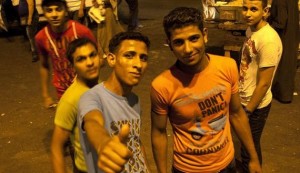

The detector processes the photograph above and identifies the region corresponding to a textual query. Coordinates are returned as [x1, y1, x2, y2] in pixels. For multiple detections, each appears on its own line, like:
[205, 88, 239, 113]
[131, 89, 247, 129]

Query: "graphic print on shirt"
[110, 119, 148, 173]
[48, 36, 76, 90]
[239, 38, 257, 85]
[174, 84, 229, 154]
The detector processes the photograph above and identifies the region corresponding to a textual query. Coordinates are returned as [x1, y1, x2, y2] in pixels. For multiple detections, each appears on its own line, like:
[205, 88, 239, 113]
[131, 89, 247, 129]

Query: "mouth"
[51, 20, 61, 24]
[184, 52, 199, 60]
[130, 72, 141, 78]
[87, 68, 98, 74]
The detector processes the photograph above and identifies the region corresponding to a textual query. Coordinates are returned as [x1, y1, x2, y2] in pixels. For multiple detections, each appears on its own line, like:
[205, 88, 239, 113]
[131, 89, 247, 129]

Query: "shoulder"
[73, 20, 91, 31]
[209, 54, 237, 68]
[151, 68, 173, 89]
[81, 84, 103, 100]
[61, 81, 89, 103]
[35, 27, 47, 40]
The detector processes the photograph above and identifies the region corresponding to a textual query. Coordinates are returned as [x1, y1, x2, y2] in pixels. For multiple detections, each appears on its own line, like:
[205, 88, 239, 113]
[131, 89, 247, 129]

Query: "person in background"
[122, 0, 138, 31]
[95, 0, 124, 59]
[151, 6, 261, 173]
[239, 0, 282, 172]
[78, 32, 150, 173]
[268, 0, 299, 103]
[79, 0, 94, 27]
[18, 0, 40, 62]
[35, 0, 96, 108]
[65, 0, 85, 23]
[51, 38, 101, 173]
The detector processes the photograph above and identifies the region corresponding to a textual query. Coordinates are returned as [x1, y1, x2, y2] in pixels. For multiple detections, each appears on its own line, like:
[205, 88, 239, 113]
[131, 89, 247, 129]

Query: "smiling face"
[43, 5, 67, 29]
[108, 40, 148, 87]
[72, 43, 100, 82]
[242, 0, 268, 31]
[169, 24, 208, 72]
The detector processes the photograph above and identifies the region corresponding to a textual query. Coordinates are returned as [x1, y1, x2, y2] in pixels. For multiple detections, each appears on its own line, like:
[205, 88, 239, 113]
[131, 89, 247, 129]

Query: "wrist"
[244, 107, 252, 115]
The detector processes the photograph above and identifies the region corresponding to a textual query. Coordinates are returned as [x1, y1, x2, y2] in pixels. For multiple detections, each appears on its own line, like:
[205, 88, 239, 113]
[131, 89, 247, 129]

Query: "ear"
[203, 28, 208, 44]
[166, 39, 173, 51]
[263, 7, 270, 20]
[106, 52, 116, 67]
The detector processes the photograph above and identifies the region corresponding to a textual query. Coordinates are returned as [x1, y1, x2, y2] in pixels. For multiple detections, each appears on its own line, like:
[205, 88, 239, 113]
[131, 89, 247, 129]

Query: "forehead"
[43, 4, 65, 10]
[118, 40, 148, 53]
[243, 0, 263, 6]
[170, 25, 203, 40]
[73, 43, 96, 56]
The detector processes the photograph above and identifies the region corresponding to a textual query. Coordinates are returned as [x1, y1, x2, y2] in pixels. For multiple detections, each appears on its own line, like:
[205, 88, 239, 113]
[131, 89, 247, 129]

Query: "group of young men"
[36, 0, 282, 172]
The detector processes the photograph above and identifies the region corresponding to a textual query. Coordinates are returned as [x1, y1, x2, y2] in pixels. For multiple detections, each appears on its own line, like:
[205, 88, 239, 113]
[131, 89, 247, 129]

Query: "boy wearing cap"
[35, 0, 96, 108]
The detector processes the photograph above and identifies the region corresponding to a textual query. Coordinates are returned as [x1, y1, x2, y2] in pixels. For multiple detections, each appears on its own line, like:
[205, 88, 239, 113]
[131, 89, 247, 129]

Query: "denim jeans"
[172, 159, 237, 173]
[241, 103, 272, 173]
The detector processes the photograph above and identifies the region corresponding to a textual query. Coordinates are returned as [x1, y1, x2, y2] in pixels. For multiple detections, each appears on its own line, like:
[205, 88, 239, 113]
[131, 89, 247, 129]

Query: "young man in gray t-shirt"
[78, 32, 150, 173]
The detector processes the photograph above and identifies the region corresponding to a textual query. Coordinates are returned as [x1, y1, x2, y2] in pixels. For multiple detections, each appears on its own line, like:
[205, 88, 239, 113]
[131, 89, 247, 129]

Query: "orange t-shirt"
[151, 54, 239, 173]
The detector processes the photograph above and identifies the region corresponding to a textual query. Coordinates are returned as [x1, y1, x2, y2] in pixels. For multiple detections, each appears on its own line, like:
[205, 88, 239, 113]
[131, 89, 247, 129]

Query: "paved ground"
[0, 0, 299, 172]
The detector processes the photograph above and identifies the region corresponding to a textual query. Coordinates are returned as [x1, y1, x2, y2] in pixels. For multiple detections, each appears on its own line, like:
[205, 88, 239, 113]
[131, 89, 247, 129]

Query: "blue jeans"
[241, 103, 271, 173]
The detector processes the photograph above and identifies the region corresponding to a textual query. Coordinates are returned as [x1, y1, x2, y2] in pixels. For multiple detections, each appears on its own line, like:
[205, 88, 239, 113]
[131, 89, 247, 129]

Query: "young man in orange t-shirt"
[150, 7, 262, 173]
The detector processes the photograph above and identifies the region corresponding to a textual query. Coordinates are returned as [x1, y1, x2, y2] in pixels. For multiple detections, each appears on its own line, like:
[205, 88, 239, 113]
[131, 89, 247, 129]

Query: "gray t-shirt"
[78, 82, 148, 173]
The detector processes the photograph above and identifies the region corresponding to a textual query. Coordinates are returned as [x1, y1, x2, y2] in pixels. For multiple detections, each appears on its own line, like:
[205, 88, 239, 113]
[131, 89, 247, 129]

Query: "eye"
[45, 8, 52, 13]
[75, 56, 86, 62]
[89, 51, 97, 58]
[56, 7, 63, 12]
[140, 54, 148, 62]
[189, 35, 200, 42]
[250, 7, 258, 12]
[242, 7, 247, 11]
[172, 39, 184, 47]
[124, 52, 135, 59]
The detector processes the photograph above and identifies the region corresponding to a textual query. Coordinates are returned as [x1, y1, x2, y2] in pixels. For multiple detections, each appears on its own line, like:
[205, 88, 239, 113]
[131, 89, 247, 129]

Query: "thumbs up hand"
[97, 124, 133, 173]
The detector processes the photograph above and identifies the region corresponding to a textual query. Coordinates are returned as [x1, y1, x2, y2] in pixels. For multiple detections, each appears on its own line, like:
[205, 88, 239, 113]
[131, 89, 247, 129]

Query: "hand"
[97, 124, 132, 173]
[27, 18, 32, 25]
[43, 97, 56, 109]
[78, 8, 84, 18]
[248, 158, 262, 173]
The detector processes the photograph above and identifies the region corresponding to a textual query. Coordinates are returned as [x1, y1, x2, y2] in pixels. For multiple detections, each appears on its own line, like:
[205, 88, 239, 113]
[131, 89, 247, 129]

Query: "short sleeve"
[228, 58, 239, 95]
[54, 100, 77, 131]
[259, 42, 280, 68]
[150, 82, 169, 116]
[78, 89, 102, 130]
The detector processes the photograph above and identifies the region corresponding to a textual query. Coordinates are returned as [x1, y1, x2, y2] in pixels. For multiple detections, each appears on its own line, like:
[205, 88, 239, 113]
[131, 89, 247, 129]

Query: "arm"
[78, 0, 86, 18]
[51, 126, 71, 173]
[26, 0, 35, 25]
[151, 111, 168, 173]
[83, 110, 132, 173]
[39, 54, 55, 108]
[244, 66, 275, 112]
[229, 93, 262, 173]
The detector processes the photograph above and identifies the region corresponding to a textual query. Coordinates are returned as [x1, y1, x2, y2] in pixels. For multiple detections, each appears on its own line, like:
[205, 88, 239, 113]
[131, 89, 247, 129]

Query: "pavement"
[0, 0, 299, 172]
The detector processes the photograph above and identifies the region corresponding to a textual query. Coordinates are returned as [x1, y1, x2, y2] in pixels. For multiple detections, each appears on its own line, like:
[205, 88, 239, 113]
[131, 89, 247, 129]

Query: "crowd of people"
[1, 0, 298, 172]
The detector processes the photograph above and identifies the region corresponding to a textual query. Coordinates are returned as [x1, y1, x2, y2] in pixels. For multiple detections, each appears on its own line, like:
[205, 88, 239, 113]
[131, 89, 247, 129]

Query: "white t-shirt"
[239, 23, 282, 108]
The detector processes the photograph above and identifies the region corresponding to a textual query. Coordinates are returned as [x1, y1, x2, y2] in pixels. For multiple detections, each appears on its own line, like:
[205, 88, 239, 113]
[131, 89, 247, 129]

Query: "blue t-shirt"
[78, 82, 148, 173]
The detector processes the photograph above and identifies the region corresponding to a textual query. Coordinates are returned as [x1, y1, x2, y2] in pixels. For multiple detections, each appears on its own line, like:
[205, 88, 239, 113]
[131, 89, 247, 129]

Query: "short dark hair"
[42, 0, 67, 8]
[66, 38, 98, 65]
[261, 0, 268, 8]
[163, 7, 204, 39]
[108, 32, 150, 53]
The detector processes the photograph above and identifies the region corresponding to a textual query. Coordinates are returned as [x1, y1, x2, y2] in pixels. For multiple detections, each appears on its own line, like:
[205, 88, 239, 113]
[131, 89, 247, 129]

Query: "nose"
[245, 10, 251, 17]
[183, 41, 193, 54]
[133, 56, 142, 70]
[86, 57, 94, 66]
[51, 11, 58, 18]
